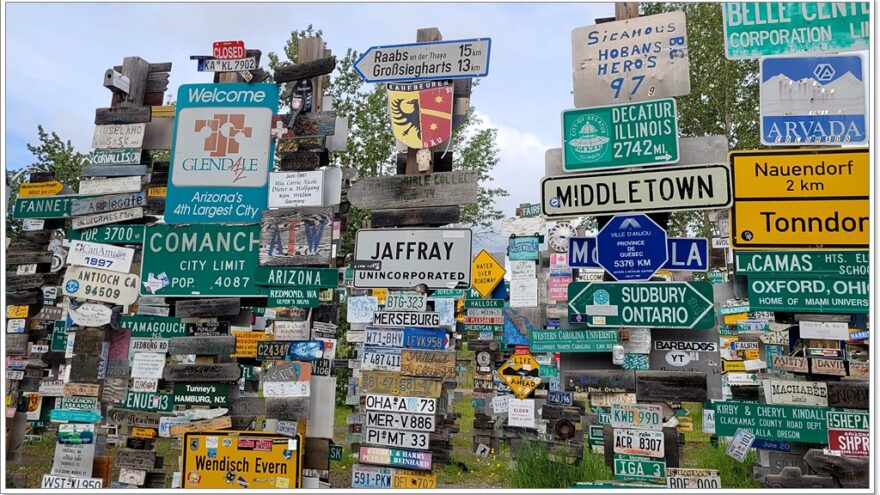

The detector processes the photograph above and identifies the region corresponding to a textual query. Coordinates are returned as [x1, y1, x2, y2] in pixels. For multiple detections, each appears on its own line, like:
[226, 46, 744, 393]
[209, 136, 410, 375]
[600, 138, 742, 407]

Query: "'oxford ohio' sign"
[353, 229, 472, 290]
[165, 83, 278, 224]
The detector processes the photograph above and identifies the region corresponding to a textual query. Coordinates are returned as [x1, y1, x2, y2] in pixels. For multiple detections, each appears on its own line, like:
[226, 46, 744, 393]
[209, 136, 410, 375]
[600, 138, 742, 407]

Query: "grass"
[509, 441, 612, 488]
[683, 442, 762, 488]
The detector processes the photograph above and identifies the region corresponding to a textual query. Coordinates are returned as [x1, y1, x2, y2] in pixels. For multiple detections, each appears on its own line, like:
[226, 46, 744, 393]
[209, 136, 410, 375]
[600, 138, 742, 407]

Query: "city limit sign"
[562, 99, 679, 172]
[572, 11, 690, 107]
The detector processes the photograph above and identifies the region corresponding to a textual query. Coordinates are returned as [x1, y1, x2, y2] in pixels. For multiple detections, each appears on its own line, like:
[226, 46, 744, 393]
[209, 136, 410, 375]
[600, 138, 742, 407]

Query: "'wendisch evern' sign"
[165, 83, 278, 224]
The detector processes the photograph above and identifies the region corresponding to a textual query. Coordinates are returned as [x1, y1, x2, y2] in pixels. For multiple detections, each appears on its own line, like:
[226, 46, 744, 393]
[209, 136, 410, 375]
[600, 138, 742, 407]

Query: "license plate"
[365, 427, 430, 449]
[392, 469, 437, 489]
[351, 465, 392, 489]
[366, 411, 435, 432]
[613, 429, 664, 458]
[360, 346, 401, 371]
[201, 57, 257, 72]
[385, 292, 427, 312]
[365, 326, 404, 348]
[365, 394, 436, 414]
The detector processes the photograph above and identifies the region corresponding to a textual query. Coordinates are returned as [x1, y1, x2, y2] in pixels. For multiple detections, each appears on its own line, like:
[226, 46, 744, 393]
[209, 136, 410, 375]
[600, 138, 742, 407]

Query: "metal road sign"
[572, 11, 690, 107]
[722, 2, 870, 59]
[730, 148, 868, 249]
[529, 328, 618, 353]
[471, 250, 506, 298]
[747, 275, 867, 314]
[497, 353, 541, 399]
[735, 250, 869, 276]
[354, 38, 491, 83]
[542, 165, 732, 218]
[568, 281, 715, 329]
[570, 237, 707, 271]
[165, 83, 278, 224]
[714, 401, 829, 444]
[597, 214, 668, 281]
[182, 432, 302, 489]
[760, 54, 866, 145]
[562, 99, 679, 171]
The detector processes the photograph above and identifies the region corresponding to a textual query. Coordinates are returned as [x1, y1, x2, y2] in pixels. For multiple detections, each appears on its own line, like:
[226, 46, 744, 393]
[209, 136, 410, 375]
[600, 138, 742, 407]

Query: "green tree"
[642, 2, 760, 238]
[6, 126, 88, 236]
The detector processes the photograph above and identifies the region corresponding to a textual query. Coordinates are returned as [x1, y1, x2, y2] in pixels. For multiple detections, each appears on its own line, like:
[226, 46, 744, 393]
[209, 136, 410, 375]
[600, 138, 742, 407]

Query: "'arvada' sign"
[165, 83, 278, 224]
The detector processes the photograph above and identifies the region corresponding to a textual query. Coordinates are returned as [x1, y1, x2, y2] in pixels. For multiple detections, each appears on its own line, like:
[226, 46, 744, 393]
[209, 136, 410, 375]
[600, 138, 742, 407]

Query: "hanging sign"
[165, 83, 278, 224]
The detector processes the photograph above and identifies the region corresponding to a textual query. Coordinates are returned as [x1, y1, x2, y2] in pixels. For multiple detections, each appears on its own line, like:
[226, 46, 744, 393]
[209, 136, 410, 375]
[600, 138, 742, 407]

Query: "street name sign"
[572, 11, 689, 107]
[760, 54, 866, 145]
[730, 148, 868, 249]
[354, 38, 491, 83]
[13, 196, 74, 219]
[353, 228, 472, 289]
[165, 83, 278, 224]
[597, 214, 667, 281]
[568, 281, 715, 329]
[140, 223, 261, 296]
[542, 164, 731, 218]
[722, 2, 870, 59]
[562, 99, 679, 171]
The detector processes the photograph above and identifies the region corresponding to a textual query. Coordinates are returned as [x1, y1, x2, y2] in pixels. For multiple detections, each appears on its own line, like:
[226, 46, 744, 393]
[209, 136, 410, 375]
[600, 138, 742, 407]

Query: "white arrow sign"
[354, 38, 491, 83]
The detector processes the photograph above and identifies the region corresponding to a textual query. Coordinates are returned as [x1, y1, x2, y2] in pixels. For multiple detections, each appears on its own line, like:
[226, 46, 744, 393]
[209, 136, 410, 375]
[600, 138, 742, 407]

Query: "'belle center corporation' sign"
[165, 83, 278, 224]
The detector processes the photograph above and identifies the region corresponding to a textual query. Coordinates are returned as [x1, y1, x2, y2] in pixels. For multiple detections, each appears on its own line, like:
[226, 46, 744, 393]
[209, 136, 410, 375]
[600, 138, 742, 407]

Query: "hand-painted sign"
[760, 55, 866, 145]
[529, 328, 618, 353]
[259, 208, 333, 266]
[730, 148, 868, 248]
[568, 281, 715, 329]
[714, 401, 828, 443]
[141, 223, 261, 296]
[353, 228, 472, 289]
[78, 176, 142, 195]
[92, 124, 145, 149]
[722, 2, 869, 59]
[387, 81, 453, 149]
[165, 83, 278, 223]
[572, 11, 689, 106]
[562, 99, 679, 171]
[597, 214, 668, 281]
[89, 147, 141, 165]
[354, 38, 491, 83]
[182, 432, 302, 488]
[348, 171, 479, 210]
[542, 165, 731, 218]
[765, 379, 828, 406]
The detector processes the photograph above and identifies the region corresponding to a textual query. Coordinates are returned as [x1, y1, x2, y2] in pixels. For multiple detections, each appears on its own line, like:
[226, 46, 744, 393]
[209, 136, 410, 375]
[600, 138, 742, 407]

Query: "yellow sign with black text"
[498, 353, 542, 399]
[730, 149, 869, 249]
[471, 250, 505, 298]
[393, 469, 438, 489]
[182, 431, 302, 489]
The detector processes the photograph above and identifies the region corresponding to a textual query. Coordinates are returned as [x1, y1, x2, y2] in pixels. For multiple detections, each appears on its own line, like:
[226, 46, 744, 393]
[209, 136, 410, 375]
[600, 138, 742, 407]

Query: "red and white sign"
[213, 40, 245, 60]
[828, 429, 869, 457]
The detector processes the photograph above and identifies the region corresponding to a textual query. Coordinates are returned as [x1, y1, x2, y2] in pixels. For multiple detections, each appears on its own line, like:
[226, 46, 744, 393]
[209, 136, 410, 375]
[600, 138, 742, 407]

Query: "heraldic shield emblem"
[387, 80, 453, 149]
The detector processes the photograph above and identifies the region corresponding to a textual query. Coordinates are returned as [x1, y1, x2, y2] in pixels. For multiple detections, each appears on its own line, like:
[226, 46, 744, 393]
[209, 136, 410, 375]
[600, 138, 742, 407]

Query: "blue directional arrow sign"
[663, 238, 708, 272]
[760, 54, 867, 145]
[597, 214, 667, 281]
[568, 237, 600, 268]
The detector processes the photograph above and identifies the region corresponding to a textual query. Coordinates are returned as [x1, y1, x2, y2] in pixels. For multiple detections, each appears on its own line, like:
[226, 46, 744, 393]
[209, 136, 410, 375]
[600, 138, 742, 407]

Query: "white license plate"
[351, 465, 392, 489]
[613, 428, 664, 458]
[365, 394, 436, 414]
[365, 427, 430, 449]
[203, 57, 257, 72]
[360, 347, 401, 371]
[365, 411, 435, 432]
[385, 292, 427, 312]
[365, 327, 404, 348]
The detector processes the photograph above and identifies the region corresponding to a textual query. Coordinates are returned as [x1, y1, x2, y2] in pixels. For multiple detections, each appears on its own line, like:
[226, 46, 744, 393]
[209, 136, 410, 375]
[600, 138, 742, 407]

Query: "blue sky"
[5, 2, 614, 248]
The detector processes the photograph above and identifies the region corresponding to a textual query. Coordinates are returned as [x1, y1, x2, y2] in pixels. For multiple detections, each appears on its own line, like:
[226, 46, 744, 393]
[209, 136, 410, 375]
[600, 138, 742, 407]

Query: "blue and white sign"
[165, 83, 278, 224]
[354, 38, 491, 83]
[568, 237, 600, 268]
[402, 327, 446, 350]
[760, 54, 867, 146]
[597, 214, 667, 281]
[663, 238, 708, 272]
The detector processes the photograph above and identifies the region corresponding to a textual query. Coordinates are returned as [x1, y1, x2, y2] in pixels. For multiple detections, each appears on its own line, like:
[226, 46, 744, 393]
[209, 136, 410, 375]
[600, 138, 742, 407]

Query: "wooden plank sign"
[89, 148, 142, 166]
[400, 350, 456, 378]
[78, 176, 142, 195]
[174, 298, 241, 318]
[260, 208, 333, 266]
[564, 370, 636, 393]
[70, 193, 146, 217]
[168, 416, 233, 437]
[162, 363, 242, 382]
[81, 165, 148, 178]
[167, 336, 236, 355]
[92, 124, 146, 149]
[635, 371, 708, 403]
[347, 171, 479, 210]
[70, 207, 144, 230]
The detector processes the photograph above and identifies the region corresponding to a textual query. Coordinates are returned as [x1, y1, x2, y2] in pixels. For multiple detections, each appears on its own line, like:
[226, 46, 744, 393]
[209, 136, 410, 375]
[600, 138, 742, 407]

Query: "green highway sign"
[735, 251, 869, 277]
[255, 267, 340, 288]
[827, 410, 868, 430]
[714, 401, 828, 444]
[122, 391, 174, 412]
[722, 2, 869, 59]
[13, 195, 75, 219]
[614, 454, 666, 482]
[50, 321, 68, 352]
[431, 289, 466, 298]
[121, 315, 187, 339]
[464, 299, 505, 309]
[562, 99, 679, 172]
[141, 224, 262, 296]
[568, 282, 715, 330]
[69, 225, 145, 245]
[267, 287, 320, 307]
[747, 275, 867, 314]
[529, 328, 618, 353]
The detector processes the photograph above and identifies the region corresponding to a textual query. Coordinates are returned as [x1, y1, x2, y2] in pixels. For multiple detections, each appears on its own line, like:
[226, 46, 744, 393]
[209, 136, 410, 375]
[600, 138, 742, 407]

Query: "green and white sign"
[69, 225, 145, 245]
[13, 195, 75, 219]
[562, 99, 679, 172]
[121, 315, 187, 339]
[141, 223, 261, 296]
[747, 275, 867, 314]
[255, 267, 339, 288]
[464, 299, 505, 309]
[614, 454, 666, 482]
[529, 328, 618, 353]
[735, 251, 869, 277]
[50, 321, 68, 352]
[714, 401, 828, 444]
[722, 2, 870, 59]
[568, 281, 715, 330]
[267, 287, 320, 307]
[122, 391, 174, 412]
[827, 410, 868, 430]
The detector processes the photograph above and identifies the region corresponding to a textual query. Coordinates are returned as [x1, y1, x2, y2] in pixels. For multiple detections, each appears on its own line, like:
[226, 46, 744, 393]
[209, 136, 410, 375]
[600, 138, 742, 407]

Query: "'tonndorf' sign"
[562, 99, 679, 171]
[165, 83, 278, 224]
[353, 228, 472, 290]
[730, 148, 868, 249]
[140, 224, 262, 296]
[572, 11, 689, 107]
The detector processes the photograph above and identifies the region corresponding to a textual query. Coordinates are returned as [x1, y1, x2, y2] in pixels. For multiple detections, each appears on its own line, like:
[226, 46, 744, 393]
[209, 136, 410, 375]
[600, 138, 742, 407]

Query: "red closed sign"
[212, 40, 245, 60]
[828, 429, 869, 457]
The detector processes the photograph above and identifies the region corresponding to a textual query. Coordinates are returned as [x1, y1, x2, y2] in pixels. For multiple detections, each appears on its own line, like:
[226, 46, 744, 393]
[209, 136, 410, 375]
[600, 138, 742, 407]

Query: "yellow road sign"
[18, 181, 63, 198]
[498, 352, 542, 399]
[721, 360, 745, 373]
[131, 427, 157, 439]
[392, 469, 437, 489]
[7, 305, 28, 318]
[147, 186, 167, 198]
[182, 431, 302, 489]
[372, 288, 388, 305]
[730, 149, 869, 249]
[471, 250, 505, 298]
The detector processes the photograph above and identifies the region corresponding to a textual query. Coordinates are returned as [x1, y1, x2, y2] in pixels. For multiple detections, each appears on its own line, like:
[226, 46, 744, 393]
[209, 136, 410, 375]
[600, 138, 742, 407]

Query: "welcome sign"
[165, 83, 278, 223]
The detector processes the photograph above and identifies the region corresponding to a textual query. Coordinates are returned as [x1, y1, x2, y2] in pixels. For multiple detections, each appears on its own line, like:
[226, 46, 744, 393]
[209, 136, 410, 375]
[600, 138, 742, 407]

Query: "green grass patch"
[509, 441, 612, 488]
[685, 442, 761, 488]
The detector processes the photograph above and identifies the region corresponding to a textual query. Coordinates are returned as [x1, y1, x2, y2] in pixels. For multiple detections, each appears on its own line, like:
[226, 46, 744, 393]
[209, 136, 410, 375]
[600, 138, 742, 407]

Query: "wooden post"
[404, 28, 444, 175]
[297, 37, 329, 112]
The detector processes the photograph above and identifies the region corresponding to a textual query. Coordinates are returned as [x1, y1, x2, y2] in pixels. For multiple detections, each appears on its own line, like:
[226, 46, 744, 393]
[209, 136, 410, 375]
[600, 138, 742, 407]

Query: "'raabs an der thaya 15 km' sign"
[355, 38, 491, 83]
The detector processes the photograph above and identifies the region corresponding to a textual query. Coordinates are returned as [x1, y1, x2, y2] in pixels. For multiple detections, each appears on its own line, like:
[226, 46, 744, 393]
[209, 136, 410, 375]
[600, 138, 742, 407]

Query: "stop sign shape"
[597, 214, 668, 281]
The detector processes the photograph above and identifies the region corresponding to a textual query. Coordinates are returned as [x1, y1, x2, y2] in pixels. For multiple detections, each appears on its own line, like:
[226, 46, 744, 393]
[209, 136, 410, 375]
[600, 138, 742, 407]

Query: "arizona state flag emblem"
[387, 80, 453, 149]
